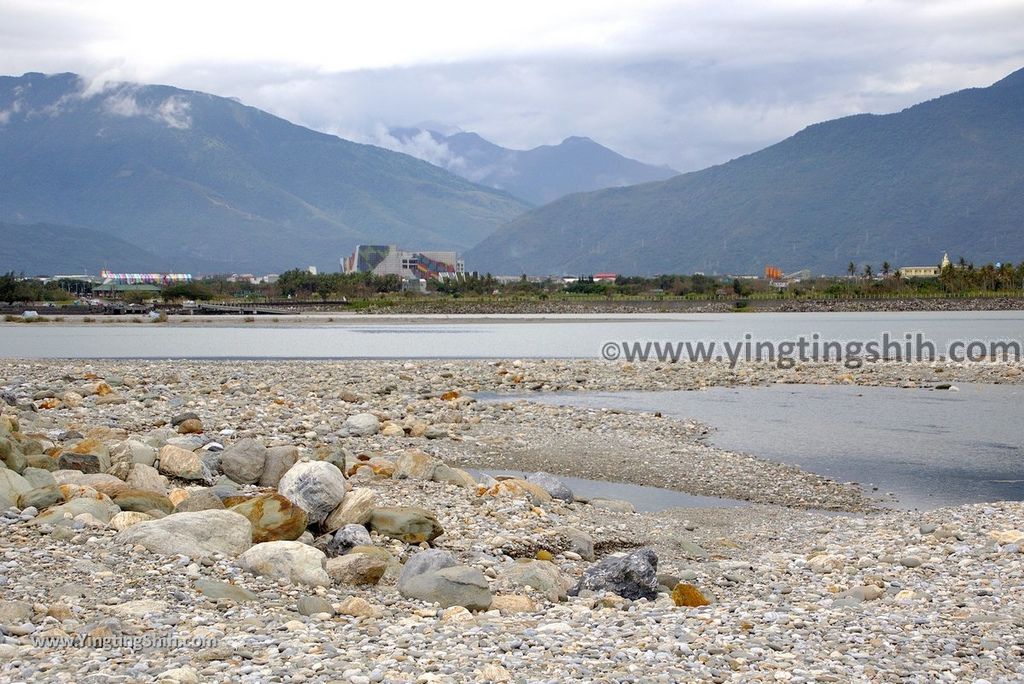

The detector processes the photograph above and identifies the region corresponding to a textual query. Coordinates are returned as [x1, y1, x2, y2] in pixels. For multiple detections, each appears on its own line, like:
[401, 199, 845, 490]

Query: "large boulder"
[277, 460, 346, 525]
[342, 413, 380, 437]
[323, 488, 376, 532]
[229, 493, 308, 543]
[368, 507, 444, 544]
[220, 438, 267, 485]
[501, 560, 571, 602]
[399, 565, 492, 611]
[526, 472, 574, 502]
[157, 445, 212, 482]
[259, 446, 299, 488]
[237, 541, 330, 587]
[114, 510, 253, 560]
[570, 547, 659, 601]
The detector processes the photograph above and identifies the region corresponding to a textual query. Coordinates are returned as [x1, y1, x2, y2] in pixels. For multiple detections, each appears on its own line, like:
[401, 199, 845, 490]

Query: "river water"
[530, 383, 1024, 510]
[1, 311, 1021, 359]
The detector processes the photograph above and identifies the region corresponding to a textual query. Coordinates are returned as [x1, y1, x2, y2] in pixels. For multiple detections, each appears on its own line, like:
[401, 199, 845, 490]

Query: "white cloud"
[156, 95, 191, 129]
[1, 1, 1023, 168]
[367, 124, 468, 174]
[102, 89, 191, 129]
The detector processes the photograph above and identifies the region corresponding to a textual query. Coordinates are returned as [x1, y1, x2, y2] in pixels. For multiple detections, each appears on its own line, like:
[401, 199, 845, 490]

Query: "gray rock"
[324, 524, 373, 557]
[526, 472, 574, 502]
[900, 556, 924, 568]
[501, 560, 570, 601]
[194, 578, 257, 603]
[114, 510, 253, 560]
[556, 526, 595, 561]
[0, 468, 33, 505]
[571, 547, 659, 601]
[368, 506, 444, 544]
[393, 450, 438, 480]
[343, 412, 381, 437]
[259, 445, 299, 488]
[16, 484, 63, 510]
[20, 467, 57, 490]
[397, 549, 457, 589]
[112, 440, 158, 468]
[170, 412, 200, 427]
[174, 489, 226, 513]
[296, 596, 334, 616]
[221, 438, 267, 485]
[237, 541, 330, 587]
[277, 460, 347, 525]
[399, 565, 492, 611]
[325, 553, 388, 585]
[125, 463, 169, 494]
[157, 444, 213, 482]
[0, 600, 33, 624]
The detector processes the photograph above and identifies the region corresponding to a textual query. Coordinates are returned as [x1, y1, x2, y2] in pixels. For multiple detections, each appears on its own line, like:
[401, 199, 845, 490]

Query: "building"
[899, 253, 951, 278]
[341, 245, 464, 280]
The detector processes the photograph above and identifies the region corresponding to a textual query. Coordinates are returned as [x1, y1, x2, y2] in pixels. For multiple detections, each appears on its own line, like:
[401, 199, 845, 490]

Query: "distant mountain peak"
[376, 126, 677, 205]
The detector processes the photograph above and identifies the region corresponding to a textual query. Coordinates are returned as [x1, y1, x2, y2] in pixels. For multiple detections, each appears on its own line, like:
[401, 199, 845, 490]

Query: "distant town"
[2, 245, 1022, 317]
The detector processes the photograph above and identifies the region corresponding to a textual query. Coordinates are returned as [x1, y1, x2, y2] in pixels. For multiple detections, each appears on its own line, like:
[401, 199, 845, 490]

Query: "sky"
[2, 0, 1023, 171]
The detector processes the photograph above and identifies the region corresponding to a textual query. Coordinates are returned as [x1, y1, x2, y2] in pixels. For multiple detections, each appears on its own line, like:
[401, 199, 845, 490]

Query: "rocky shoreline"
[1, 358, 1022, 682]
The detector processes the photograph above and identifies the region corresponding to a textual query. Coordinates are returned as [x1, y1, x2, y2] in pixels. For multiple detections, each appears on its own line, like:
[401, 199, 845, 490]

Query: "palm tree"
[847, 262, 856, 278]
[863, 264, 873, 279]
[882, 261, 891, 277]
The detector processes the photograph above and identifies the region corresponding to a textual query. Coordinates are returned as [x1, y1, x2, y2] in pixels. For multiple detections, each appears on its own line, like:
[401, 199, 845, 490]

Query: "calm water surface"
[1, 311, 1021, 359]
[530, 383, 1024, 510]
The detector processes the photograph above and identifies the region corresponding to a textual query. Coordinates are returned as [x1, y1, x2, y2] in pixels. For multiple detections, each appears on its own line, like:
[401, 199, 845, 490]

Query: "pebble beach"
[1, 357, 1022, 683]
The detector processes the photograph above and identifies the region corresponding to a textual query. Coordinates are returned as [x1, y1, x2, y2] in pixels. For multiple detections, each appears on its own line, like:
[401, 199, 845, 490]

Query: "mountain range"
[0, 72, 528, 274]
[383, 127, 678, 205]
[468, 67, 1024, 276]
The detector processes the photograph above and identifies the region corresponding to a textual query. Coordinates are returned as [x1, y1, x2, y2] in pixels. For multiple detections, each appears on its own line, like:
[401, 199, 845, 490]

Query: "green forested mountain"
[0, 73, 529, 273]
[468, 67, 1024, 276]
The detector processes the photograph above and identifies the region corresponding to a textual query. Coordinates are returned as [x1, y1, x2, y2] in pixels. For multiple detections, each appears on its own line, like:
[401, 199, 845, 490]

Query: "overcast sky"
[2, 0, 1023, 171]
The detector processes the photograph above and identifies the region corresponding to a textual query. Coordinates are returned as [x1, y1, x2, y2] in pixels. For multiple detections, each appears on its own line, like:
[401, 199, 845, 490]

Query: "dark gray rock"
[221, 438, 267, 485]
[324, 524, 373, 558]
[526, 472, 574, 502]
[570, 547, 659, 601]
